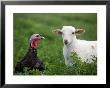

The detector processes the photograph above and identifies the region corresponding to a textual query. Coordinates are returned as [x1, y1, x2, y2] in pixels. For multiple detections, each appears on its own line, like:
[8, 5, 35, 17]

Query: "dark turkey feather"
[15, 47, 45, 72]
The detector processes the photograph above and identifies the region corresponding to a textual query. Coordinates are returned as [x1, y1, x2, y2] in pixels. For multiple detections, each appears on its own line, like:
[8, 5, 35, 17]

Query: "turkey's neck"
[27, 47, 38, 58]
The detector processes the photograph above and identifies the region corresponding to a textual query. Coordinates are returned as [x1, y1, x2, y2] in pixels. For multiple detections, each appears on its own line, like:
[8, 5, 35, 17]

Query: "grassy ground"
[14, 13, 97, 75]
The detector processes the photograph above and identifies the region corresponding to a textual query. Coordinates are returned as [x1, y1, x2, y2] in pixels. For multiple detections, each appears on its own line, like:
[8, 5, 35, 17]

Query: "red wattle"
[31, 40, 40, 48]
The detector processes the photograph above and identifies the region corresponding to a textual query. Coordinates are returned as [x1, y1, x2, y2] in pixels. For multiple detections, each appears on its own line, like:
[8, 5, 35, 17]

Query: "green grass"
[14, 13, 97, 75]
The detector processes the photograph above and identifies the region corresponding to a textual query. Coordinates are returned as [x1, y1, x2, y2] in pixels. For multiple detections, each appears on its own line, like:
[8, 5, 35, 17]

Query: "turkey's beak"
[41, 36, 45, 39]
[39, 34, 45, 40]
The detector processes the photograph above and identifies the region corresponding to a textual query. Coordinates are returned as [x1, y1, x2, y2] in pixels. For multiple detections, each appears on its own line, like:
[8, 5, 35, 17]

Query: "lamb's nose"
[64, 40, 68, 44]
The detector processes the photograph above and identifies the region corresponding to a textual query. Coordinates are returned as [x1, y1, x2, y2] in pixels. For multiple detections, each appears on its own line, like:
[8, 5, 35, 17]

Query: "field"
[14, 13, 97, 75]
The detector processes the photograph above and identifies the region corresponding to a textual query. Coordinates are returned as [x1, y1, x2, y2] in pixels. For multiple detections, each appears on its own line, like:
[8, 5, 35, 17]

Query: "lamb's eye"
[72, 32, 74, 34]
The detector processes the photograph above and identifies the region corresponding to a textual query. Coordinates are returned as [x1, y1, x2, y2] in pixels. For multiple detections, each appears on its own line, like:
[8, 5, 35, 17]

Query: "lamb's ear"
[75, 29, 85, 35]
[52, 29, 62, 35]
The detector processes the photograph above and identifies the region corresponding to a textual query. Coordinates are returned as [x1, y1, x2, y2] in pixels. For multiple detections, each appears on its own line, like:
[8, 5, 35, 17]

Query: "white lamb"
[53, 26, 97, 66]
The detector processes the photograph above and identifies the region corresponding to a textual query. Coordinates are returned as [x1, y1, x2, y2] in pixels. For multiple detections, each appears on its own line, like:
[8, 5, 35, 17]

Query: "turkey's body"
[15, 47, 44, 72]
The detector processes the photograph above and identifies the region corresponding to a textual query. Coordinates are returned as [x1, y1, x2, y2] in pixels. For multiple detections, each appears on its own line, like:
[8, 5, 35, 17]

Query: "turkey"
[15, 34, 45, 73]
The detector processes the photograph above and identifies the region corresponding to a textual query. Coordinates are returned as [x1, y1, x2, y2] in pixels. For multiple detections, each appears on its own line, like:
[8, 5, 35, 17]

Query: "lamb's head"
[53, 26, 84, 45]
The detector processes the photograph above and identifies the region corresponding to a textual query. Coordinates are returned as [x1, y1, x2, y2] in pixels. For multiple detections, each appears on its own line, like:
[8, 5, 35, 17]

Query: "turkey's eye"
[36, 35, 39, 37]
[72, 32, 75, 34]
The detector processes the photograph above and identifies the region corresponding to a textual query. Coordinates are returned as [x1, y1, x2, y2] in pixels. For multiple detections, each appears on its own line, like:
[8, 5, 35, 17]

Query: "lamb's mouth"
[64, 40, 68, 45]
[64, 42, 72, 46]
[64, 42, 68, 45]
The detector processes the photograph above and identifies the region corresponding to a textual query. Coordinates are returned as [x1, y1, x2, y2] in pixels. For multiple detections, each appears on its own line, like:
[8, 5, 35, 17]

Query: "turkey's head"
[29, 34, 45, 48]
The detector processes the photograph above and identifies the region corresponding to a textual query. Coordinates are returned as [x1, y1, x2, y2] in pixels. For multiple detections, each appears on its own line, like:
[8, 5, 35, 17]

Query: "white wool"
[60, 26, 97, 66]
